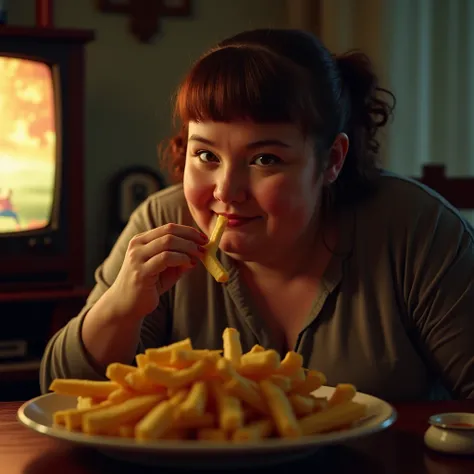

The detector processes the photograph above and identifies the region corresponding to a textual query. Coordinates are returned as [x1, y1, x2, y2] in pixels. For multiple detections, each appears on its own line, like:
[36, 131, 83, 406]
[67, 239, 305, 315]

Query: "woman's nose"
[213, 169, 248, 204]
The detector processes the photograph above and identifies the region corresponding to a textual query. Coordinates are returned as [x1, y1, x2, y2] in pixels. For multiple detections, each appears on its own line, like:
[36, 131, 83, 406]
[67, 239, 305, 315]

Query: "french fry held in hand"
[49, 328, 367, 442]
[201, 215, 229, 283]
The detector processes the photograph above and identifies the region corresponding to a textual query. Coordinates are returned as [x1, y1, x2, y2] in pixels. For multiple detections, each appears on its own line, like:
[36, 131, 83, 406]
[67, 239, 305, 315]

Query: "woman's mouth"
[217, 213, 258, 228]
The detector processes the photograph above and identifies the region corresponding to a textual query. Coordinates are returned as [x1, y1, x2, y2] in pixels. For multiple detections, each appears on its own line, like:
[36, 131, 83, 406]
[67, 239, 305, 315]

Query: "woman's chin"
[220, 243, 255, 261]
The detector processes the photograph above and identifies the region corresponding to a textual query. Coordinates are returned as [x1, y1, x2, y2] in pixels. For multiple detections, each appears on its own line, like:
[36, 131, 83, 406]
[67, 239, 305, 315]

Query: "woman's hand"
[108, 223, 208, 320]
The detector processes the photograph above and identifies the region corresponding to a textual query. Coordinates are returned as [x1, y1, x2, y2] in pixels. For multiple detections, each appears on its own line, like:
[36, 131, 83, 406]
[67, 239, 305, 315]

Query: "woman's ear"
[324, 133, 349, 184]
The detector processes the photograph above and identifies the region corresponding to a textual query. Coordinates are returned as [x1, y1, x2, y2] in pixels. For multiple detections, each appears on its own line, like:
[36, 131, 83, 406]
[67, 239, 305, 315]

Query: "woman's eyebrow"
[188, 134, 291, 149]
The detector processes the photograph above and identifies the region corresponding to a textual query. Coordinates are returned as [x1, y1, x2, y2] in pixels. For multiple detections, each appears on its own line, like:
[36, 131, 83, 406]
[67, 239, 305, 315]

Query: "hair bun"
[336, 51, 395, 157]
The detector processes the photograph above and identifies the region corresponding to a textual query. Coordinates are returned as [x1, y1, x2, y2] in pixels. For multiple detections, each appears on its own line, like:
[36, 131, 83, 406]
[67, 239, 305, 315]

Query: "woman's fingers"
[143, 251, 196, 277]
[132, 223, 207, 246]
[128, 233, 205, 264]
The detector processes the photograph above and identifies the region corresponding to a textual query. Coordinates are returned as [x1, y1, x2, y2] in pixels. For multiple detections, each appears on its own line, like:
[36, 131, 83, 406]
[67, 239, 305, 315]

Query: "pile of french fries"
[50, 328, 367, 442]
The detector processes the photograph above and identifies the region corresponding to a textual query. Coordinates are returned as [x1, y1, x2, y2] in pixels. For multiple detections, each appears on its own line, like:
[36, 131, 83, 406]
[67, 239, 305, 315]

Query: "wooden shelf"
[1, 288, 90, 388]
[0, 287, 91, 303]
[0, 360, 41, 373]
[0, 360, 41, 385]
[0, 25, 95, 42]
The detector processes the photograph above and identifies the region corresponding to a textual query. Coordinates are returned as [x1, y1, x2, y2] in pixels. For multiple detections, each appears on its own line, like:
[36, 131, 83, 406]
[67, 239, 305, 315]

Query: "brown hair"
[161, 28, 395, 210]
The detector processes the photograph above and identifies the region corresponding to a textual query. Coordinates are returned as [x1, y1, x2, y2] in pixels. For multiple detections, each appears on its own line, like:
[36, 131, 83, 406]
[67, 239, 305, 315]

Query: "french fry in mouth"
[201, 215, 229, 283]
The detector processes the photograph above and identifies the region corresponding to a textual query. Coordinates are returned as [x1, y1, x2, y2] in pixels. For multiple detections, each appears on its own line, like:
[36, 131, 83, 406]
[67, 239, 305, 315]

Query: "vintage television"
[0, 27, 94, 291]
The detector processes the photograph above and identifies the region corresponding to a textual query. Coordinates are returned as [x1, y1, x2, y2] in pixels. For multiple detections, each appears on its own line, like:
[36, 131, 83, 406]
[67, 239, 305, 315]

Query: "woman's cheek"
[255, 177, 292, 216]
[183, 167, 212, 209]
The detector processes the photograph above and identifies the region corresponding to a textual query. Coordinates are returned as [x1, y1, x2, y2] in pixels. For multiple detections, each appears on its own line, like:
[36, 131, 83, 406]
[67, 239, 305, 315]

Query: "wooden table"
[1, 400, 474, 473]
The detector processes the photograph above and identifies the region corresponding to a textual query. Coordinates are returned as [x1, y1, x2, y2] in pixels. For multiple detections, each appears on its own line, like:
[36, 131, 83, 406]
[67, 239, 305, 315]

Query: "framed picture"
[109, 166, 165, 226]
[105, 165, 166, 257]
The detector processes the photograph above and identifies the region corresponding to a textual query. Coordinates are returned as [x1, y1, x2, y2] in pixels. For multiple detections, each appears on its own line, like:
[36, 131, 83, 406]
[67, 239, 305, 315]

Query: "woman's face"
[183, 120, 325, 263]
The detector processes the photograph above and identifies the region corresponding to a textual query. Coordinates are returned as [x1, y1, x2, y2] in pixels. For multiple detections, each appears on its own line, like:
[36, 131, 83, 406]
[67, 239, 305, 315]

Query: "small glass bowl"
[424, 412, 474, 455]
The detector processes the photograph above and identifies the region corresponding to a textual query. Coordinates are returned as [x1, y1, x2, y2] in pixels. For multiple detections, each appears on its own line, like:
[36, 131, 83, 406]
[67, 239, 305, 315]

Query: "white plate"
[17, 386, 397, 469]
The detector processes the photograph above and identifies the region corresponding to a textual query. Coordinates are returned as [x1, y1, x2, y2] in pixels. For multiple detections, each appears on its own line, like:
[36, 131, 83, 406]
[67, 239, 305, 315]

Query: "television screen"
[0, 57, 56, 234]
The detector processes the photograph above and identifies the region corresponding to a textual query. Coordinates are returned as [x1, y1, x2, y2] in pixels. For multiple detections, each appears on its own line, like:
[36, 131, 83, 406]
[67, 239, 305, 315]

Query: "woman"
[40, 29, 474, 401]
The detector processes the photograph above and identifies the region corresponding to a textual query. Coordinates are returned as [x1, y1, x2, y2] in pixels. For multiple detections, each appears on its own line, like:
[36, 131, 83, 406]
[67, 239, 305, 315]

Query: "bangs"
[175, 46, 318, 131]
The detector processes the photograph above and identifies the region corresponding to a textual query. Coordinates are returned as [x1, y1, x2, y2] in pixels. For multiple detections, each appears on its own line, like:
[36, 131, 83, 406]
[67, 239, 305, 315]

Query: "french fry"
[292, 370, 326, 395]
[83, 394, 164, 435]
[107, 387, 137, 404]
[146, 338, 193, 364]
[143, 359, 210, 389]
[106, 363, 137, 386]
[135, 400, 176, 440]
[223, 328, 242, 366]
[210, 381, 244, 432]
[298, 401, 367, 435]
[177, 381, 208, 417]
[54, 401, 113, 431]
[170, 349, 220, 369]
[201, 215, 229, 283]
[327, 383, 357, 407]
[288, 394, 326, 417]
[144, 351, 172, 366]
[260, 380, 301, 438]
[238, 350, 281, 379]
[249, 344, 265, 354]
[125, 369, 165, 393]
[135, 353, 149, 369]
[278, 351, 303, 377]
[76, 396, 95, 410]
[49, 379, 120, 398]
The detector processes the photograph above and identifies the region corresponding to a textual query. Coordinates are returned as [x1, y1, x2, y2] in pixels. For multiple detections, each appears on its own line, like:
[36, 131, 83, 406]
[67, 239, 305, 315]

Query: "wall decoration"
[105, 165, 166, 254]
[96, 0, 192, 43]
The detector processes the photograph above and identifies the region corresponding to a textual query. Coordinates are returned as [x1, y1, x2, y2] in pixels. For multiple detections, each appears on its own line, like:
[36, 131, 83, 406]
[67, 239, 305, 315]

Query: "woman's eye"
[253, 154, 280, 167]
[196, 151, 218, 163]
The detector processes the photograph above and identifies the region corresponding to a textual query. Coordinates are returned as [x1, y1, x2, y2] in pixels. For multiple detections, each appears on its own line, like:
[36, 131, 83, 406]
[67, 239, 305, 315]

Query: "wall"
[7, 0, 287, 284]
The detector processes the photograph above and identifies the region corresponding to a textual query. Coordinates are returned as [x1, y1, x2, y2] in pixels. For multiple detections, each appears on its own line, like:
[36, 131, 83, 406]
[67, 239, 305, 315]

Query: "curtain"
[384, 0, 474, 178]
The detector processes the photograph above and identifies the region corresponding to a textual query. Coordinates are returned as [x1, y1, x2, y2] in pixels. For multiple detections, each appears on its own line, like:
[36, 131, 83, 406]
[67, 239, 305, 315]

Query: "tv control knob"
[28, 238, 37, 247]
[44, 237, 52, 245]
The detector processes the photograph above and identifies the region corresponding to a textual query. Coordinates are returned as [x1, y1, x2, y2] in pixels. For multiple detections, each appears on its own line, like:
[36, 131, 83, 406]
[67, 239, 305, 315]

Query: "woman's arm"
[39, 197, 169, 393]
[406, 205, 474, 399]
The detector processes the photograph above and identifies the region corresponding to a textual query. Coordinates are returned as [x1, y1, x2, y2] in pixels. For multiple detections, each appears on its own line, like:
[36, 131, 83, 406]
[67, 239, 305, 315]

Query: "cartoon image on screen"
[0, 57, 56, 233]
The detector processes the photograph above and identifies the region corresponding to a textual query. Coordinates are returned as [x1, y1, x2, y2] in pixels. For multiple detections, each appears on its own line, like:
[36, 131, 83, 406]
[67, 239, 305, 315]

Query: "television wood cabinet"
[0, 287, 90, 400]
[0, 25, 94, 400]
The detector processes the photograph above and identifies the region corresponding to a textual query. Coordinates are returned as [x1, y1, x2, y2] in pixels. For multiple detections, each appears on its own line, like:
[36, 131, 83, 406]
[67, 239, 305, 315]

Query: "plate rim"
[17, 386, 398, 454]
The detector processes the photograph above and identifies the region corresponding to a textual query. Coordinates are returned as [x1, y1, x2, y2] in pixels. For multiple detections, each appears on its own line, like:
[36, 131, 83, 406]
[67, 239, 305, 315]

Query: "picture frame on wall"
[95, 0, 192, 42]
[113, 166, 165, 225]
[105, 165, 166, 255]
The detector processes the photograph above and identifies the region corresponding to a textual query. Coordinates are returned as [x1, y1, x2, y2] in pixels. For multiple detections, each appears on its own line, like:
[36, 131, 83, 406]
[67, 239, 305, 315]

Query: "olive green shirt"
[40, 172, 474, 401]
